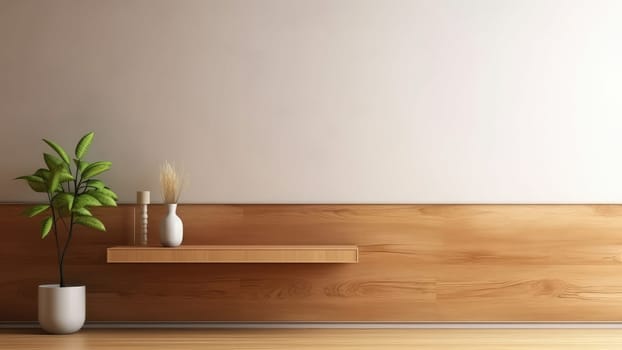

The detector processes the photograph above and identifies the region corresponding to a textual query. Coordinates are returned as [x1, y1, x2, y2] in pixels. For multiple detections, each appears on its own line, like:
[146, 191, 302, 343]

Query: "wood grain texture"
[2, 204, 622, 321]
[107, 245, 359, 263]
[3, 328, 622, 350]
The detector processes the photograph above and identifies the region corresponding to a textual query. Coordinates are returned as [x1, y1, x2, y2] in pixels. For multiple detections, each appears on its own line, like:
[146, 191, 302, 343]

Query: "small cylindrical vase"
[160, 203, 183, 247]
[135, 191, 150, 246]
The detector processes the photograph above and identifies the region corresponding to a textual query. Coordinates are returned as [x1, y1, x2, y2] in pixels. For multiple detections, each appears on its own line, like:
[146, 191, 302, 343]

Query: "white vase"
[38, 284, 85, 334]
[160, 203, 183, 247]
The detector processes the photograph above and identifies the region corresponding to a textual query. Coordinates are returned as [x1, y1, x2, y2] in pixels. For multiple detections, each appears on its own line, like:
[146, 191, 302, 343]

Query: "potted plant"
[15, 132, 117, 334]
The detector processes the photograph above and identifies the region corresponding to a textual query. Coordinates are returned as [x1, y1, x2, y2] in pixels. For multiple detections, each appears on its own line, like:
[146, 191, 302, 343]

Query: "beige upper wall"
[1, 0, 622, 203]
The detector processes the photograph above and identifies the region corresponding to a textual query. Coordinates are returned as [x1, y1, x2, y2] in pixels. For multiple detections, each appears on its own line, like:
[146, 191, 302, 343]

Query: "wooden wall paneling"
[2, 204, 622, 321]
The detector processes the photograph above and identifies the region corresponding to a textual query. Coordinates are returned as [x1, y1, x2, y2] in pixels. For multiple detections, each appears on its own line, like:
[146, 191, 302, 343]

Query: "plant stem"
[47, 192, 62, 286]
[59, 212, 73, 288]
[58, 165, 82, 288]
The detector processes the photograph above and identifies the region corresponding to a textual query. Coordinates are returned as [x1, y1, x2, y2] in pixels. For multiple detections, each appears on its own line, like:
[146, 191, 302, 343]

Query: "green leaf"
[75, 132, 94, 159]
[48, 171, 60, 193]
[56, 206, 71, 218]
[44, 153, 64, 170]
[86, 179, 105, 190]
[15, 175, 44, 183]
[81, 161, 112, 179]
[88, 190, 117, 207]
[73, 193, 102, 210]
[34, 168, 51, 181]
[24, 204, 50, 217]
[32, 169, 60, 192]
[52, 193, 74, 211]
[74, 215, 106, 231]
[74, 159, 89, 173]
[72, 207, 92, 216]
[58, 173, 74, 183]
[30, 182, 48, 192]
[41, 216, 53, 239]
[100, 187, 118, 200]
[43, 139, 70, 165]
[55, 168, 74, 183]
[15, 175, 48, 192]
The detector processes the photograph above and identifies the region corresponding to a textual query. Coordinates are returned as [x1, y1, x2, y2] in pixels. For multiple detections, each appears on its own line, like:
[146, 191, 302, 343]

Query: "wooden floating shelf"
[107, 245, 359, 264]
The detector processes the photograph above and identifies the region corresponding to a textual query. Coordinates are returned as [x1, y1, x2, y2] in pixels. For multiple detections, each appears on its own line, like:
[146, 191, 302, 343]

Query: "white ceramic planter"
[160, 203, 183, 247]
[38, 284, 85, 334]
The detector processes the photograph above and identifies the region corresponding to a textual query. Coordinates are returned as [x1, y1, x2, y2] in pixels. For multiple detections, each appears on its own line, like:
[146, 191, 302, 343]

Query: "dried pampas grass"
[160, 161, 183, 203]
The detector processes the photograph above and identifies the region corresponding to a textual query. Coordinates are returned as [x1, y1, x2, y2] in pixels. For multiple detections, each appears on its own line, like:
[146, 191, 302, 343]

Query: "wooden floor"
[2, 328, 622, 349]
